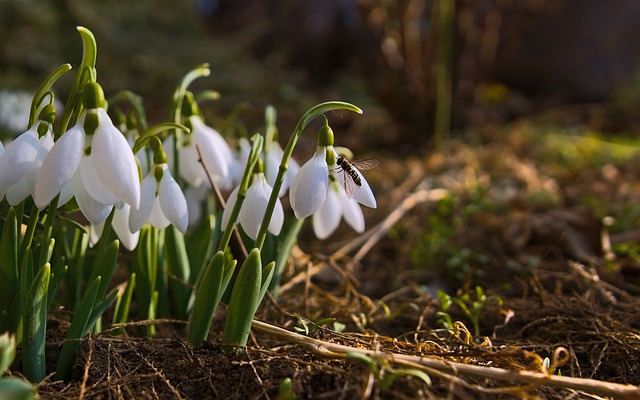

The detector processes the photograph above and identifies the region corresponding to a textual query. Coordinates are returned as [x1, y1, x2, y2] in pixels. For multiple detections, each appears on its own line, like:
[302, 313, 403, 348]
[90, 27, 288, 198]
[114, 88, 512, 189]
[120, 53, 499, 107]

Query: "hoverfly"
[333, 155, 378, 199]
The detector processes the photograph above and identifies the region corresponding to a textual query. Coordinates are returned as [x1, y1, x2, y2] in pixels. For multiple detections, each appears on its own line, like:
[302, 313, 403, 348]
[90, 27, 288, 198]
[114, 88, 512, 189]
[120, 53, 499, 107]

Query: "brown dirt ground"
[12, 122, 640, 399]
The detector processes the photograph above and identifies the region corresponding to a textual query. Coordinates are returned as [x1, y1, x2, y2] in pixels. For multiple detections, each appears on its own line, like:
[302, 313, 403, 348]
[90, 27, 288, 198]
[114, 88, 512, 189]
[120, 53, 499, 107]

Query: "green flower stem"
[169, 64, 210, 181]
[28, 63, 72, 128]
[107, 90, 148, 131]
[56, 27, 98, 140]
[216, 134, 264, 252]
[132, 122, 190, 154]
[254, 101, 362, 250]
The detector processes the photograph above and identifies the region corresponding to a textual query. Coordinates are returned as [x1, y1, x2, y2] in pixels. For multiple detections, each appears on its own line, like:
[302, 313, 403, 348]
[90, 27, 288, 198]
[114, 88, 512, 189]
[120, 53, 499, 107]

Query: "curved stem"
[107, 90, 148, 131]
[132, 123, 189, 154]
[29, 64, 72, 128]
[168, 64, 210, 183]
[254, 101, 362, 251]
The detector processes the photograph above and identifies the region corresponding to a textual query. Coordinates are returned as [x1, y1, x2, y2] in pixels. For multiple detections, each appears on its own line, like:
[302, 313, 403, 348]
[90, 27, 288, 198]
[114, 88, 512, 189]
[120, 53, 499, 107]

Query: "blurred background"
[2, 0, 640, 153]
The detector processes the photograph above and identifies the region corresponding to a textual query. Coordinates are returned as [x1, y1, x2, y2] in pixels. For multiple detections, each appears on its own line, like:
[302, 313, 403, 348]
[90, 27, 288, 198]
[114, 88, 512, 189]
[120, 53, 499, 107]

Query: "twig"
[251, 319, 640, 400]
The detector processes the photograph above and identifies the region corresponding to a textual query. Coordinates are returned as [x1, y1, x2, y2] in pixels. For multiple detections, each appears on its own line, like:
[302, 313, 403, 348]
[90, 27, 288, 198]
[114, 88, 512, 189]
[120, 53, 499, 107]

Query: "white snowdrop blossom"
[289, 146, 329, 219]
[312, 180, 365, 239]
[290, 146, 376, 237]
[35, 106, 141, 226]
[221, 173, 284, 240]
[179, 115, 234, 190]
[0, 121, 54, 205]
[129, 164, 189, 233]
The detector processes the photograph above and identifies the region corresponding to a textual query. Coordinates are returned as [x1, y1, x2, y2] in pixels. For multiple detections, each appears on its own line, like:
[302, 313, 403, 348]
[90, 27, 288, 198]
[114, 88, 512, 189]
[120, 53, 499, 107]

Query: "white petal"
[26, 131, 54, 197]
[190, 116, 233, 184]
[312, 185, 342, 239]
[58, 179, 75, 207]
[80, 156, 119, 205]
[112, 203, 140, 250]
[220, 186, 240, 231]
[179, 144, 208, 187]
[34, 123, 85, 208]
[339, 188, 365, 233]
[239, 176, 270, 240]
[73, 171, 113, 225]
[148, 197, 170, 229]
[5, 176, 30, 205]
[0, 126, 39, 191]
[158, 165, 189, 233]
[128, 172, 156, 233]
[185, 183, 210, 227]
[348, 168, 377, 208]
[91, 109, 141, 208]
[290, 147, 328, 219]
[89, 223, 102, 248]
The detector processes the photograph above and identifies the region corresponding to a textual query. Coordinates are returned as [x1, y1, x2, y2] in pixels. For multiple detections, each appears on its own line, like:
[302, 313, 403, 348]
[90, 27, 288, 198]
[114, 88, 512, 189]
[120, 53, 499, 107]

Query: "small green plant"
[347, 352, 431, 391]
[435, 286, 502, 338]
[293, 314, 345, 335]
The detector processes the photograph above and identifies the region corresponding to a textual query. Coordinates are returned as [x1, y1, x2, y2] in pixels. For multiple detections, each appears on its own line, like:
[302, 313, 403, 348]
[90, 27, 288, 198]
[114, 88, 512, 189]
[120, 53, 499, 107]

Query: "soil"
[11, 122, 640, 399]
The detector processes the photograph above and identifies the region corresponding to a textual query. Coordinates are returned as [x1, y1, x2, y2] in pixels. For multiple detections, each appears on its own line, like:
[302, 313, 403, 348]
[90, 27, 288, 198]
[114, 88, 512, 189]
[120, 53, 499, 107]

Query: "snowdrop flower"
[0, 107, 54, 205]
[34, 82, 140, 225]
[289, 122, 376, 236]
[289, 146, 329, 219]
[179, 115, 234, 190]
[129, 162, 189, 233]
[221, 172, 284, 240]
[313, 180, 364, 239]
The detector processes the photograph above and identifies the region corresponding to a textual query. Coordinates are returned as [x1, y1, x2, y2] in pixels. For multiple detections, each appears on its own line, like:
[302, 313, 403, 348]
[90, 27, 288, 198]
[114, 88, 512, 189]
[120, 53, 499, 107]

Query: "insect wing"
[351, 159, 378, 171]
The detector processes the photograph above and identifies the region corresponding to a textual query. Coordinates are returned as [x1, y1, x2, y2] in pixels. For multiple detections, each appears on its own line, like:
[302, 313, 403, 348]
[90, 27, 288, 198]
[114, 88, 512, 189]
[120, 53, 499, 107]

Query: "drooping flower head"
[178, 115, 234, 191]
[221, 160, 284, 241]
[129, 137, 189, 233]
[34, 82, 141, 225]
[0, 104, 55, 205]
[289, 118, 376, 238]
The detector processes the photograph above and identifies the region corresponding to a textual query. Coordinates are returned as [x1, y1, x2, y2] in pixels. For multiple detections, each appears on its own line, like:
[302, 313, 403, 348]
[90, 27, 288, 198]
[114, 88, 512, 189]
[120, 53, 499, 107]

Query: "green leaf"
[87, 240, 119, 304]
[0, 208, 18, 331]
[21, 264, 50, 382]
[164, 226, 191, 320]
[55, 276, 100, 381]
[187, 251, 235, 347]
[186, 215, 215, 285]
[0, 377, 36, 400]
[223, 249, 262, 348]
[85, 288, 118, 337]
[112, 273, 136, 335]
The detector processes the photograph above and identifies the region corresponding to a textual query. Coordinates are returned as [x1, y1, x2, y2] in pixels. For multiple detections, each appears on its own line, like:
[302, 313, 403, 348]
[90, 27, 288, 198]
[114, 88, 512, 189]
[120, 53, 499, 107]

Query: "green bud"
[37, 104, 56, 125]
[317, 121, 334, 147]
[82, 81, 106, 109]
[150, 136, 167, 165]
